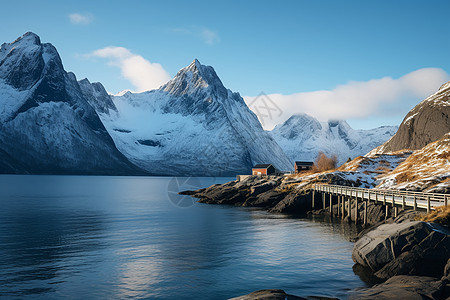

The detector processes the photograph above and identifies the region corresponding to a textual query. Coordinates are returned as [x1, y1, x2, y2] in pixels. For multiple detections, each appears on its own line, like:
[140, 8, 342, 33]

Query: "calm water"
[0, 175, 366, 299]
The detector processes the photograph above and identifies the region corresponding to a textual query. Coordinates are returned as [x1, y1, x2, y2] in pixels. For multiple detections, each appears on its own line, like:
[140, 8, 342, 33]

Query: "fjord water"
[0, 176, 365, 299]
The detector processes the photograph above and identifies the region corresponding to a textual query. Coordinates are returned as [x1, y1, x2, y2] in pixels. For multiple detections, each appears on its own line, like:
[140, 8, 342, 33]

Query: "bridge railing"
[313, 184, 448, 212]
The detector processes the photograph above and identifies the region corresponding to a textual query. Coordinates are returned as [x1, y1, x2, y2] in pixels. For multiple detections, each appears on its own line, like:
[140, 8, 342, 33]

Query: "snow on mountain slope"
[0, 32, 142, 175]
[270, 113, 397, 165]
[78, 78, 117, 114]
[97, 59, 293, 176]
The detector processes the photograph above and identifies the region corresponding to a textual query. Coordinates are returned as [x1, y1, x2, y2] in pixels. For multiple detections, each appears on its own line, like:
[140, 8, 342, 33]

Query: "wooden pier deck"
[312, 184, 448, 224]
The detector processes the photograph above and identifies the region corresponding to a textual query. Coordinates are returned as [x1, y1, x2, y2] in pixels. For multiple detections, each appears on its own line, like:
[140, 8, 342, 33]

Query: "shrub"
[313, 152, 337, 172]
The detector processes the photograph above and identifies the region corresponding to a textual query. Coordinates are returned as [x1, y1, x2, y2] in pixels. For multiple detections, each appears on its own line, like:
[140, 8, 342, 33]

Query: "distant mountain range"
[0, 32, 400, 175]
[270, 114, 397, 165]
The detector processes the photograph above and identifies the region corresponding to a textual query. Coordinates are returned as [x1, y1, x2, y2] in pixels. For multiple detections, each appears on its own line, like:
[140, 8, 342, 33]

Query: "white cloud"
[90, 47, 171, 92]
[200, 28, 220, 45]
[244, 68, 449, 130]
[171, 26, 220, 45]
[69, 13, 93, 25]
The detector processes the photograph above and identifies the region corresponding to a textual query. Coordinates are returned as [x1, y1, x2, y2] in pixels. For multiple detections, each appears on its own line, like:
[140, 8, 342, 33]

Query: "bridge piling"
[364, 201, 367, 225]
[337, 196, 340, 217]
[322, 192, 325, 210]
[329, 193, 332, 214]
[348, 193, 351, 222]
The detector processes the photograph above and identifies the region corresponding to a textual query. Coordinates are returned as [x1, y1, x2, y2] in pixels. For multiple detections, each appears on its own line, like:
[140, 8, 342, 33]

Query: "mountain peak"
[161, 59, 227, 98]
[12, 32, 41, 47]
[187, 58, 202, 70]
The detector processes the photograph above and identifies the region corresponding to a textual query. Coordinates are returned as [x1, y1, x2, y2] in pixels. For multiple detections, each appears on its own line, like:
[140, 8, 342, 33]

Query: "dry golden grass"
[395, 172, 419, 184]
[417, 205, 450, 226]
[387, 135, 449, 185]
[378, 159, 391, 166]
[337, 156, 364, 172]
[275, 183, 300, 192]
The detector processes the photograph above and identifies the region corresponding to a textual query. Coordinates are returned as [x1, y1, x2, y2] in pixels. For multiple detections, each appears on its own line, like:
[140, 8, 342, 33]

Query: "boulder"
[269, 191, 312, 214]
[228, 289, 305, 300]
[250, 180, 279, 195]
[244, 190, 289, 208]
[349, 275, 446, 300]
[352, 221, 450, 279]
[442, 258, 450, 281]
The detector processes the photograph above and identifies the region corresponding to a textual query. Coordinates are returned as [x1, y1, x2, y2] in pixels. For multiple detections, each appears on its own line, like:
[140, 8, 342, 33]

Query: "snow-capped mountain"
[78, 78, 118, 114]
[270, 113, 397, 164]
[95, 59, 293, 176]
[0, 32, 142, 174]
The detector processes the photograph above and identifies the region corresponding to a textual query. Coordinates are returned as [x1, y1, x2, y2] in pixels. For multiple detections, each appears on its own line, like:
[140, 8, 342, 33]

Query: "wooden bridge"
[312, 184, 448, 225]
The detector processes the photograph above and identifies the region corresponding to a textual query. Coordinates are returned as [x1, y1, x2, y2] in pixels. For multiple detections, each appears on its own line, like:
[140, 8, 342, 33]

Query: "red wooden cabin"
[252, 164, 276, 176]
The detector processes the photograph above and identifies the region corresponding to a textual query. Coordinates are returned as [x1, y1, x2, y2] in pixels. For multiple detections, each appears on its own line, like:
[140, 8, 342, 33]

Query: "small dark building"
[294, 161, 314, 173]
[252, 164, 276, 176]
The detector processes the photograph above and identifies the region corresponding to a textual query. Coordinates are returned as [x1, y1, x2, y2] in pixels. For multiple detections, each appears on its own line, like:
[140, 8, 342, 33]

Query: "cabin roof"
[294, 161, 314, 166]
[253, 164, 274, 169]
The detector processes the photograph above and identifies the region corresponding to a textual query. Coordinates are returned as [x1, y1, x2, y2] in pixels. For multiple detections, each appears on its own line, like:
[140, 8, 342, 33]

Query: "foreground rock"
[352, 221, 450, 280]
[349, 275, 447, 300]
[228, 289, 305, 300]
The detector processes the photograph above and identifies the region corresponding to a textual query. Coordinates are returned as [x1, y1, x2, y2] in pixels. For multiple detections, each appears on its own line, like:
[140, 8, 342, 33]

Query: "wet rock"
[349, 275, 447, 300]
[228, 289, 306, 300]
[443, 258, 450, 281]
[269, 190, 312, 214]
[244, 190, 289, 208]
[352, 221, 450, 280]
[182, 176, 289, 208]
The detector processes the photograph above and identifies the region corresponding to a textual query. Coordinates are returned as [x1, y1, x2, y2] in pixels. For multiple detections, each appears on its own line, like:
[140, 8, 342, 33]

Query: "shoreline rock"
[349, 275, 447, 300]
[352, 221, 450, 280]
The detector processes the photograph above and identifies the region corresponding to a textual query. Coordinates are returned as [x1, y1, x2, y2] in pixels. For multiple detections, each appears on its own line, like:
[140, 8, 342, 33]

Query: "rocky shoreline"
[181, 175, 450, 299]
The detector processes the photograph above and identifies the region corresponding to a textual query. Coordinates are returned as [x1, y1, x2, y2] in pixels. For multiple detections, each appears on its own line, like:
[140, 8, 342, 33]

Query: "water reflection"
[0, 206, 106, 297]
[0, 176, 365, 299]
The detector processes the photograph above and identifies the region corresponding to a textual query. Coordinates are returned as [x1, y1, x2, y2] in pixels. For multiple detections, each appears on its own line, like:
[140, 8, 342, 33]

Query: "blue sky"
[2, 0, 450, 129]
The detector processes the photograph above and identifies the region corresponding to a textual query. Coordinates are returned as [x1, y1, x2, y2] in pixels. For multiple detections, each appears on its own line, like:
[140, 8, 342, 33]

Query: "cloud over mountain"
[90, 47, 171, 92]
[245, 68, 449, 130]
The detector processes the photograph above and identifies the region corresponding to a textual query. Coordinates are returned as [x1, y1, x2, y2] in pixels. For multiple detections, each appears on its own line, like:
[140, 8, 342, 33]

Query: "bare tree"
[313, 152, 337, 172]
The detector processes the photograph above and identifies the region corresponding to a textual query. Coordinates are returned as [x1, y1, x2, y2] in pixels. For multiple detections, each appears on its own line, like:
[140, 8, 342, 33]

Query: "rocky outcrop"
[352, 221, 450, 280]
[349, 275, 447, 300]
[371, 81, 450, 154]
[181, 176, 314, 213]
[228, 289, 306, 300]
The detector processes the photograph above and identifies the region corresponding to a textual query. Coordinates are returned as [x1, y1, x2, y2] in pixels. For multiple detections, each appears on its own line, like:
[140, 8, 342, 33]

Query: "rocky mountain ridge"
[371, 80, 450, 154]
[0, 32, 141, 175]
